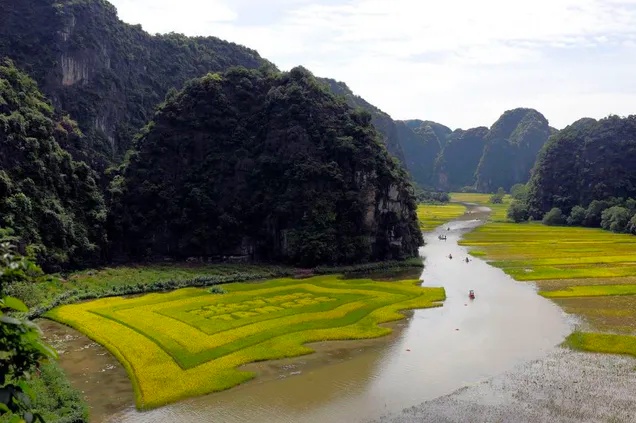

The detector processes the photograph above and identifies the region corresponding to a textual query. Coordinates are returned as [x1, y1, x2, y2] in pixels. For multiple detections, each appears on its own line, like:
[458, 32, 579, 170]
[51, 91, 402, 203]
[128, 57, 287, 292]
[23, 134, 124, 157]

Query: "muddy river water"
[41, 206, 572, 422]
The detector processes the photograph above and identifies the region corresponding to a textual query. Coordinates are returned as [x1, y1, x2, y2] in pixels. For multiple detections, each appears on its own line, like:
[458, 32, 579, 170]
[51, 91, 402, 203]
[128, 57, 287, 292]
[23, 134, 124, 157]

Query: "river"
[41, 205, 571, 422]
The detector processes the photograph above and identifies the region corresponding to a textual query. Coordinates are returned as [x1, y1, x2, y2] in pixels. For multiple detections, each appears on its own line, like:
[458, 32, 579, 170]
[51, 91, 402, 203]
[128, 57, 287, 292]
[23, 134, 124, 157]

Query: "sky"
[108, 0, 636, 130]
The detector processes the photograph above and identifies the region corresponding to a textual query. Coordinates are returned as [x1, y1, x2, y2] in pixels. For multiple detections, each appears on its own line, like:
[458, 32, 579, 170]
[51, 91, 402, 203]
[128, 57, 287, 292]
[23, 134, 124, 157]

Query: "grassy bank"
[7, 259, 424, 318]
[0, 361, 88, 423]
[46, 274, 445, 409]
[461, 220, 636, 357]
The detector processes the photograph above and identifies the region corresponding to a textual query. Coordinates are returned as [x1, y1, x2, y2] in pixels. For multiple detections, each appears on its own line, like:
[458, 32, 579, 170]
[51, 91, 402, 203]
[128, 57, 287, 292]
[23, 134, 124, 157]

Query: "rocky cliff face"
[110, 67, 422, 266]
[0, 0, 266, 167]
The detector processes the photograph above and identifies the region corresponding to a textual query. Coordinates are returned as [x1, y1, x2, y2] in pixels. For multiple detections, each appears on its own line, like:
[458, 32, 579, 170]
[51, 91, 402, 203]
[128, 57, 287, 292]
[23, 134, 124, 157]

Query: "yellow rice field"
[416, 203, 467, 231]
[46, 275, 444, 409]
[461, 221, 636, 355]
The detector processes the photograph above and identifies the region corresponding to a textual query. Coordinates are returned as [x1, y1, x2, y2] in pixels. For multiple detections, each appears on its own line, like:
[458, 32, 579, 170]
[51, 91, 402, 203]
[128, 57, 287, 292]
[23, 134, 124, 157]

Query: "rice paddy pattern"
[46, 275, 444, 409]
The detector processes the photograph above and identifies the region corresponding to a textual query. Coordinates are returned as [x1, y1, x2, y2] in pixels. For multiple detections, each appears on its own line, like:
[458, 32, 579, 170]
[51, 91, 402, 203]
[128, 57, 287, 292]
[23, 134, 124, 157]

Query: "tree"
[628, 214, 636, 234]
[510, 184, 528, 201]
[543, 207, 565, 226]
[507, 200, 529, 223]
[600, 206, 632, 233]
[583, 200, 609, 227]
[0, 241, 56, 422]
[567, 205, 586, 226]
[490, 187, 506, 204]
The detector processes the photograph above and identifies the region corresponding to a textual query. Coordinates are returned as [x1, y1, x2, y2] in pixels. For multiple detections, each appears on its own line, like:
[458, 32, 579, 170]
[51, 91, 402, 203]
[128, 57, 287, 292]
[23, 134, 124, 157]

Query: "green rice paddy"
[416, 203, 467, 231]
[46, 275, 444, 409]
[461, 221, 636, 357]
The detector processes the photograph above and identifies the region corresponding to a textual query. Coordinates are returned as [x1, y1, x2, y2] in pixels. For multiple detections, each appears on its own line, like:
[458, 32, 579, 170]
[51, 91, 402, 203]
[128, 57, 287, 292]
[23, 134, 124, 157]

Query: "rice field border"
[46, 275, 445, 409]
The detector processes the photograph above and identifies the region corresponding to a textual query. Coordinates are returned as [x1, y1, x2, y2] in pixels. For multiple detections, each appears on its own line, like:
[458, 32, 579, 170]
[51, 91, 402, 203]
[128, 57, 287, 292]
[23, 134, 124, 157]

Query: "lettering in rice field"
[189, 292, 337, 321]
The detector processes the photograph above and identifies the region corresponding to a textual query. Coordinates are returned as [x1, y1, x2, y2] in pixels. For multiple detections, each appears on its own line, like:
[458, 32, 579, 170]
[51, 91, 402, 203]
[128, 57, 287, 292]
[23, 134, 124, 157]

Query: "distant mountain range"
[0, 0, 555, 194]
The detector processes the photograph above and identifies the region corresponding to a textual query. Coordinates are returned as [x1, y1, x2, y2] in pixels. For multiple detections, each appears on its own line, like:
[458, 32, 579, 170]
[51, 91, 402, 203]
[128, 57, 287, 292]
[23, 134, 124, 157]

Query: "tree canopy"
[526, 115, 636, 218]
[0, 60, 106, 271]
[109, 67, 422, 266]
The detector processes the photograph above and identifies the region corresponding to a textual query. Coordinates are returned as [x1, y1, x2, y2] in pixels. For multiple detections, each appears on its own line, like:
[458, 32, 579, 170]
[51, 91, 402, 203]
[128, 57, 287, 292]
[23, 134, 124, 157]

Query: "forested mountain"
[109, 67, 423, 266]
[475, 108, 555, 192]
[400, 108, 554, 191]
[395, 121, 443, 189]
[0, 0, 268, 168]
[322, 79, 406, 163]
[404, 120, 452, 148]
[434, 127, 489, 190]
[0, 60, 106, 271]
[526, 115, 636, 219]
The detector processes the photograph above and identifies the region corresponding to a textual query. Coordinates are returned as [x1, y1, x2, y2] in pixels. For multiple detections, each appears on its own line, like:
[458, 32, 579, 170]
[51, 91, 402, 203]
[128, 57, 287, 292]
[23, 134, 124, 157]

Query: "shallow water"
[43, 209, 572, 422]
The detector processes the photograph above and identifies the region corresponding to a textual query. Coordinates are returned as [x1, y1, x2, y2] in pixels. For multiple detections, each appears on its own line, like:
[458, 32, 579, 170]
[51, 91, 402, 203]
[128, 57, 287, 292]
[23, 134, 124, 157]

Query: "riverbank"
[460, 217, 636, 357]
[12, 259, 423, 318]
[375, 347, 636, 423]
[376, 200, 636, 423]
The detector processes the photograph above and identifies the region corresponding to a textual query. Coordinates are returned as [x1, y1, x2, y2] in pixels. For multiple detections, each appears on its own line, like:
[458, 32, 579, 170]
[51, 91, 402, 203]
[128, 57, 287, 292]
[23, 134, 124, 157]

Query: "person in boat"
[469, 290, 475, 299]
[465, 257, 469, 263]
[449, 253, 453, 259]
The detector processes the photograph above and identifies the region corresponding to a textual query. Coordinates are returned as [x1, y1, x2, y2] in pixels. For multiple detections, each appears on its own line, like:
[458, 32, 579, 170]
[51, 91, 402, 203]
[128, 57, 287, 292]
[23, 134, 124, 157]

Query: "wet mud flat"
[374, 348, 636, 423]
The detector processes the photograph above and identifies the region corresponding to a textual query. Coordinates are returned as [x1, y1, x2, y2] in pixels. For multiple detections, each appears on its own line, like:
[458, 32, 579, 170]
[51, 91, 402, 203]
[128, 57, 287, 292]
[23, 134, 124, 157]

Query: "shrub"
[567, 205, 586, 226]
[507, 200, 529, 223]
[583, 200, 609, 227]
[510, 184, 528, 201]
[600, 206, 632, 233]
[542, 207, 565, 226]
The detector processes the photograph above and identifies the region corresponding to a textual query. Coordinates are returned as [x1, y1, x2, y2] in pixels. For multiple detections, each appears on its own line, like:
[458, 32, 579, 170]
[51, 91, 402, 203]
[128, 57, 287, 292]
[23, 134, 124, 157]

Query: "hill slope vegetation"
[109, 67, 423, 266]
[0, 60, 106, 270]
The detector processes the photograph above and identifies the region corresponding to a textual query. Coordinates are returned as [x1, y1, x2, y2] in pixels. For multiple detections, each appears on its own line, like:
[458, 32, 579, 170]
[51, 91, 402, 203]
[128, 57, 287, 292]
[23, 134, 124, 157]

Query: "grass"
[46, 274, 445, 409]
[5, 260, 424, 318]
[564, 331, 636, 358]
[541, 285, 636, 298]
[460, 223, 636, 281]
[416, 203, 467, 231]
[0, 361, 89, 423]
[460, 220, 636, 355]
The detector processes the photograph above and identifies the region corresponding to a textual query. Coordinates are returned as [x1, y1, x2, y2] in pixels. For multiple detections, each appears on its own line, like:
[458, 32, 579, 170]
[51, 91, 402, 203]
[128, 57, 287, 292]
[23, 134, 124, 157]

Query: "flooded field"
[42, 206, 572, 422]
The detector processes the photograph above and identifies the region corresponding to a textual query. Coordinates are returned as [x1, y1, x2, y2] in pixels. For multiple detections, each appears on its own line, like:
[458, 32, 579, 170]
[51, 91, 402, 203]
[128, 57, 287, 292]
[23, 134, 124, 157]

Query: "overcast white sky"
[109, 0, 636, 130]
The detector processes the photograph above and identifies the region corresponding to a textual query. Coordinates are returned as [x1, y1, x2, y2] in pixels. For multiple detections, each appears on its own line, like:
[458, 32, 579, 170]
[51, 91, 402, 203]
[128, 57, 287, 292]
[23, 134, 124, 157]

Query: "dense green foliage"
[414, 187, 450, 204]
[110, 67, 422, 266]
[10, 361, 88, 423]
[542, 207, 566, 226]
[0, 0, 268, 166]
[0, 60, 106, 271]
[0, 242, 57, 423]
[522, 115, 636, 235]
[475, 108, 554, 192]
[322, 79, 406, 164]
[527, 115, 636, 217]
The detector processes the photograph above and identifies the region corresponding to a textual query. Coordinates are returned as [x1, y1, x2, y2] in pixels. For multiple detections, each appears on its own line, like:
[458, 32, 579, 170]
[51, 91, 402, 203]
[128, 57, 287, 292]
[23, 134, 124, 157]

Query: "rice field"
[417, 203, 467, 231]
[460, 221, 636, 356]
[46, 275, 444, 409]
[449, 192, 511, 222]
